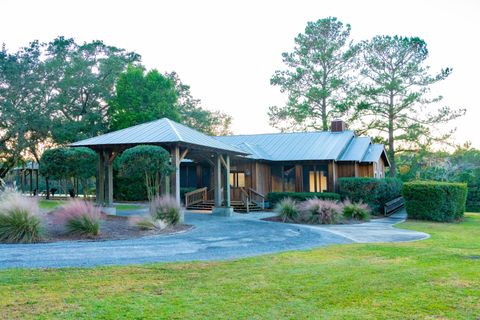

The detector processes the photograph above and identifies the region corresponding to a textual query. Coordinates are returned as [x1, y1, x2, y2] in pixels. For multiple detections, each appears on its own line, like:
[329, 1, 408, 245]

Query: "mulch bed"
[261, 215, 380, 225]
[42, 213, 192, 242]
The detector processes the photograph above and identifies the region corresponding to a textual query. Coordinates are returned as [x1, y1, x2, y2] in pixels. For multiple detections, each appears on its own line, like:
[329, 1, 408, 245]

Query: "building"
[71, 118, 389, 215]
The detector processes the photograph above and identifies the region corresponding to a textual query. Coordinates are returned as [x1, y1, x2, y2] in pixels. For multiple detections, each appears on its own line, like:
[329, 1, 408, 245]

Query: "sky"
[1, 0, 479, 147]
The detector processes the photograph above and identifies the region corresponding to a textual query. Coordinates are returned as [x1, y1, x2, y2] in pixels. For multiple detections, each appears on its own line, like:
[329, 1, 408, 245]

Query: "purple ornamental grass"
[299, 198, 344, 224]
[149, 195, 181, 225]
[54, 200, 101, 236]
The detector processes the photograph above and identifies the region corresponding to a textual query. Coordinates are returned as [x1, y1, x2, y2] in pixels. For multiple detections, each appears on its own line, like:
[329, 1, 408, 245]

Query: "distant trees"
[353, 36, 465, 176]
[269, 17, 359, 131]
[0, 37, 232, 179]
[271, 18, 466, 176]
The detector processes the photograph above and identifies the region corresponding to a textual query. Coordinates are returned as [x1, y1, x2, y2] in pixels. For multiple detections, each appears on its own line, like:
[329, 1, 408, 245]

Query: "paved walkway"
[0, 210, 428, 269]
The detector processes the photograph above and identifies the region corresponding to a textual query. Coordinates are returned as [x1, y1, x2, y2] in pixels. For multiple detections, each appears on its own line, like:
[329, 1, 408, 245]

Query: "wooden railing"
[185, 187, 207, 208]
[247, 188, 265, 209]
[240, 188, 250, 213]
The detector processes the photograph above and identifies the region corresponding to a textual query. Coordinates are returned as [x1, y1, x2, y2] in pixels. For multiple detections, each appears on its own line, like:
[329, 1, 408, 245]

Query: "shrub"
[337, 177, 402, 213]
[298, 199, 343, 224]
[267, 192, 340, 207]
[54, 200, 101, 236]
[129, 216, 167, 230]
[402, 181, 467, 222]
[150, 195, 182, 225]
[343, 199, 371, 221]
[0, 189, 43, 243]
[274, 198, 299, 222]
[466, 183, 480, 212]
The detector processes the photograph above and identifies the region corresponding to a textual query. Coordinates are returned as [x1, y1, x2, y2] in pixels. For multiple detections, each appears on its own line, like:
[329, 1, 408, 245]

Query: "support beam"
[180, 148, 189, 161]
[97, 151, 105, 205]
[223, 154, 231, 208]
[171, 146, 181, 205]
[214, 154, 222, 207]
[103, 150, 114, 207]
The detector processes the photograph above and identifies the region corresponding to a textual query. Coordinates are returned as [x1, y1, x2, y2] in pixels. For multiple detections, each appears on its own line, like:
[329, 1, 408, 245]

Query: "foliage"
[274, 198, 299, 222]
[269, 17, 358, 131]
[342, 199, 371, 221]
[397, 146, 480, 212]
[267, 192, 340, 207]
[166, 72, 232, 136]
[353, 35, 465, 176]
[298, 199, 343, 224]
[108, 65, 180, 131]
[402, 181, 467, 222]
[0, 38, 139, 176]
[337, 177, 402, 214]
[0, 189, 43, 243]
[149, 195, 182, 225]
[54, 200, 101, 236]
[129, 216, 167, 231]
[39, 147, 97, 197]
[113, 175, 148, 201]
[118, 145, 173, 200]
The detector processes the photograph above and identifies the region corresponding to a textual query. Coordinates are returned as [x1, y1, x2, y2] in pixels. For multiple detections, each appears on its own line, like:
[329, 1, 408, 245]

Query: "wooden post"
[224, 155, 231, 208]
[29, 168, 33, 196]
[214, 154, 222, 207]
[97, 151, 105, 205]
[106, 152, 114, 206]
[35, 167, 39, 196]
[171, 146, 181, 205]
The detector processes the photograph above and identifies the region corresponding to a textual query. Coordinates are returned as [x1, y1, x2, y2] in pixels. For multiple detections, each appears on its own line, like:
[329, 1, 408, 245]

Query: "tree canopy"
[353, 35, 465, 176]
[269, 17, 359, 131]
[117, 145, 173, 200]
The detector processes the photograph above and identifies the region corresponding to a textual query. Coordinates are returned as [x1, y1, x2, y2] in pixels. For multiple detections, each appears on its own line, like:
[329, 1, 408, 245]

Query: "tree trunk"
[45, 177, 50, 199]
[321, 98, 328, 131]
[388, 93, 396, 177]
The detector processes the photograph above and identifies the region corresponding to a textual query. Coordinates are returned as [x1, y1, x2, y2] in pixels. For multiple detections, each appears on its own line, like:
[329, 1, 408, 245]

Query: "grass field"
[1, 214, 479, 319]
[38, 200, 145, 212]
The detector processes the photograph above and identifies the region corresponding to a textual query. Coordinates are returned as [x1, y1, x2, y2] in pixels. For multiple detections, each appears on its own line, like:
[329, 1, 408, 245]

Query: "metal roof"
[339, 137, 372, 161]
[70, 118, 247, 154]
[216, 131, 355, 161]
[362, 144, 389, 164]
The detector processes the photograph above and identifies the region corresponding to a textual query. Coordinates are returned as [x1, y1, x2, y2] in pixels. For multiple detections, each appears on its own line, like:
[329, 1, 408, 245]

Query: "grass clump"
[343, 199, 371, 221]
[54, 200, 101, 237]
[0, 188, 43, 243]
[299, 198, 344, 224]
[274, 198, 299, 222]
[149, 195, 181, 225]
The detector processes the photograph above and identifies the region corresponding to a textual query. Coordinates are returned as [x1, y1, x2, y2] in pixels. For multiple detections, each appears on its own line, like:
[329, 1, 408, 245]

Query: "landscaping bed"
[42, 212, 192, 242]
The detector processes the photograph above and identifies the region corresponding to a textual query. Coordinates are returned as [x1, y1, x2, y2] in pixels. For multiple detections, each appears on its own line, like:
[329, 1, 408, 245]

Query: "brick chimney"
[331, 119, 346, 132]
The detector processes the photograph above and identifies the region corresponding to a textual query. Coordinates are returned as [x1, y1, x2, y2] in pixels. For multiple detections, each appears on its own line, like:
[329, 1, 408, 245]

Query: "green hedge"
[466, 184, 480, 212]
[337, 177, 403, 214]
[267, 192, 340, 206]
[402, 181, 467, 222]
[114, 176, 147, 201]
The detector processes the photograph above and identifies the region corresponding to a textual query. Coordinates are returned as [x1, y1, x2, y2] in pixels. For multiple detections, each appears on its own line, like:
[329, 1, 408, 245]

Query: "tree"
[353, 36, 465, 176]
[117, 145, 173, 200]
[269, 17, 359, 131]
[108, 66, 180, 131]
[39, 148, 70, 199]
[166, 72, 232, 135]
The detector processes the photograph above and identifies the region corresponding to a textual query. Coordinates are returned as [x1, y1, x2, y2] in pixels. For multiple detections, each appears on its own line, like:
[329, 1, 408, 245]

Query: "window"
[229, 172, 245, 188]
[303, 165, 328, 192]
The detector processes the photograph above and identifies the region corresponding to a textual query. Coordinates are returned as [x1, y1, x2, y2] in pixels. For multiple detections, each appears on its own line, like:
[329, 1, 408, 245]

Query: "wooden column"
[224, 155, 231, 208]
[29, 169, 33, 195]
[103, 150, 113, 206]
[97, 151, 105, 204]
[35, 167, 39, 195]
[171, 146, 181, 205]
[214, 154, 222, 207]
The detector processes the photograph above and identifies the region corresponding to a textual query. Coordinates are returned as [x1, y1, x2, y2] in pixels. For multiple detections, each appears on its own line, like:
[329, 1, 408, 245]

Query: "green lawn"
[39, 200, 145, 212]
[1, 214, 479, 319]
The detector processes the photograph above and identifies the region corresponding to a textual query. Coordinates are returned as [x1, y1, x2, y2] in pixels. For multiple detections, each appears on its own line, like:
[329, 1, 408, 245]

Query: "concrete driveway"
[0, 210, 428, 269]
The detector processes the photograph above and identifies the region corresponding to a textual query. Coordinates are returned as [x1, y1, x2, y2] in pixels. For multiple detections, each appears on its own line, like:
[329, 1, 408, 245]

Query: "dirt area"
[43, 213, 192, 242]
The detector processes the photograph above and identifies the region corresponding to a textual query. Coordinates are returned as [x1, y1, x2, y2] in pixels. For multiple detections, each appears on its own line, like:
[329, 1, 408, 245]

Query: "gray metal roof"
[216, 131, 355, 161]
[339, 137, 372, 161]
[362, 144, 388, 164]
[70, 118, 246, 154]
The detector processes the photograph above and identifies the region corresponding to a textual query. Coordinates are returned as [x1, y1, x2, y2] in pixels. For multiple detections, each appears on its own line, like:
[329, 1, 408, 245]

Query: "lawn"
[39, 200, 145, 212]
[1, 214, 479, 319]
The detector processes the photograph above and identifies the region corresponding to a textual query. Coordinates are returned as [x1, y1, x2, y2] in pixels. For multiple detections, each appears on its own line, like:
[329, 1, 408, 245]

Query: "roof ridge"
[165, 118, 184, 141]
[218, 130, 354, 138]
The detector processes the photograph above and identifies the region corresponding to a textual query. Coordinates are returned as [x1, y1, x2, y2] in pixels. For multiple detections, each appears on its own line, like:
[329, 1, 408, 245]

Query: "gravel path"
[0, 210, 428, 269]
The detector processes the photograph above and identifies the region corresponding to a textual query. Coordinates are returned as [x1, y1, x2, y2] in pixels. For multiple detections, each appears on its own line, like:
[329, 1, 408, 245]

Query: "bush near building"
[337, 177, 402, 214]
[267, 192, 340, 207]
[402, 181, 467, 222]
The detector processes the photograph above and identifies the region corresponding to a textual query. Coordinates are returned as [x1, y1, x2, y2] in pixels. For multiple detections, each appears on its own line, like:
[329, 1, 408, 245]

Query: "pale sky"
[2, 0, 479, 147]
